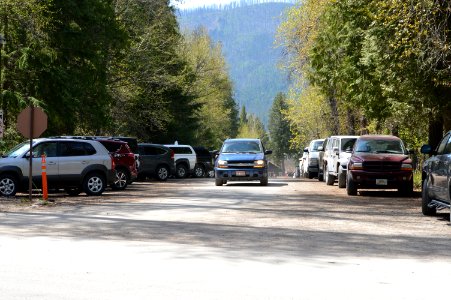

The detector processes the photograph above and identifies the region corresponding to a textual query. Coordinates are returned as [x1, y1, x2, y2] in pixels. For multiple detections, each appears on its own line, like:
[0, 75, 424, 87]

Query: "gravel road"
[1, 178, 450, 299]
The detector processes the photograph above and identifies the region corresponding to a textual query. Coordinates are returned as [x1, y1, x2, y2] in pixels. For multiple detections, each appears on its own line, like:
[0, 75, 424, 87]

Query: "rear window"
[170, 147, 193, 154]
[99, 141, 123, 153]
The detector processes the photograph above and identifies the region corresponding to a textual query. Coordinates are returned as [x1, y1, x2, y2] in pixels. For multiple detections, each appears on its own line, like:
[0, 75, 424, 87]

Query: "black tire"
[0, 174, 18, 197]
[176, 164, 188, 179]
[193, 164, 205, 178]
[346, 174, 357, 196]
[338, 167, 346, 188]
[325, 171, 335, 185]
[83, 172, 106, 196]
[111, 168, 128, 190]
[318, 171, 324, 181]
[65, 187, 81, 196]
[260, 177, 268, 186]
[398, 179, 413, 197]
[155, 165, 169, 181]
[422, 178, 436, 216]
[207, 170, 215, 178]
[308, 171, 314, 179]
[215, 178, 223, 186]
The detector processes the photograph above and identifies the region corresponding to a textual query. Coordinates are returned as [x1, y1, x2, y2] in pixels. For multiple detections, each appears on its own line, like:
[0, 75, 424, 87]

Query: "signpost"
[0, 109, 3, 138]
[16, 106, 48, 201]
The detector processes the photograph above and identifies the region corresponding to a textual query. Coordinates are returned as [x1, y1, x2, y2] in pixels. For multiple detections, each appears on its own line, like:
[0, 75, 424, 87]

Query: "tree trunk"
[347, 110, 356, 135]
[428, 117, 443, 149]
[328, 92, 339, 135]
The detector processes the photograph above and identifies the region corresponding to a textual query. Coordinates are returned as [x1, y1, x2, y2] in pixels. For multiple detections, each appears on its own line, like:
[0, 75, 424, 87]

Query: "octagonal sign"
[17, 106, 48, 138]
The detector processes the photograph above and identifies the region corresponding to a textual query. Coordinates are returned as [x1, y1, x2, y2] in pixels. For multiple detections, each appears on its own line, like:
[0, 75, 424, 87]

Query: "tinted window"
[140, 145, 166, 155]
[60, 142, 95, 156]
[341, 138, 357, 151]
[170, 147, 193, 154]
[437, 133, 450, 155]
[194, 147, 210, 156]
[99, 141, 122, 153]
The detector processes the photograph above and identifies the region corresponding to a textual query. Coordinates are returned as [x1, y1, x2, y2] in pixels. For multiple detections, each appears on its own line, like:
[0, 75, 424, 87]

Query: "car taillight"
[170, 149, 174, 160]
[111, 155, 115, 170]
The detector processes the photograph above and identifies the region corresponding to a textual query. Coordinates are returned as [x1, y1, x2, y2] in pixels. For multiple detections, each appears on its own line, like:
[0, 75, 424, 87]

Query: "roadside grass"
[413, 170, 422, 191]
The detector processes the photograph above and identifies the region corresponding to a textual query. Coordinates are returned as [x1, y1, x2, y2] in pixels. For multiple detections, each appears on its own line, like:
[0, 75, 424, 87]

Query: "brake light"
[111, 155, 115, 170]
[170, 149, 174, 160]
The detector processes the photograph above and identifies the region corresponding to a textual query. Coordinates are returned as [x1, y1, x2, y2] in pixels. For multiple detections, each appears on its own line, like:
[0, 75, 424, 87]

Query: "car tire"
[65, 187, 81, 196]
[308, 171, 314, 179]
[83, 172, 106, 196]
[0, 174, 18, 197]
[194, 165, 205, 178]
[421, 178, 436, 216]
[155, 165, 169, 181]
[398, 178, 413, 196]
[317, 171, 324, 181]
[325, 171, 335, 185]
[338, 167, 346, 188]
[176, 164, 188, 179]
[207, 170, 215, 178]
[346, 174, 357, 196]
[111, 168, 128, 190]
[260, 177, 268, 186]
[215, 178, 223, 186]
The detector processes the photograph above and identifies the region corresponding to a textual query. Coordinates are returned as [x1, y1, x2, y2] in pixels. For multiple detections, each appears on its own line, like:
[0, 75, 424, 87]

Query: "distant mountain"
[177, 1, 293, 126]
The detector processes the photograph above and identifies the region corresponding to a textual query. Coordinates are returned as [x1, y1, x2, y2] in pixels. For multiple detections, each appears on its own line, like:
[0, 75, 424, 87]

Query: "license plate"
[376, 179, 388, 185]
[236, 171, 246, 176]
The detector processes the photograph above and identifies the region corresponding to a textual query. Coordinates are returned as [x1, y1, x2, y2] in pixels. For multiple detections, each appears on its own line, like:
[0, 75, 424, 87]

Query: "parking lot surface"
[1, 178, 450, 299]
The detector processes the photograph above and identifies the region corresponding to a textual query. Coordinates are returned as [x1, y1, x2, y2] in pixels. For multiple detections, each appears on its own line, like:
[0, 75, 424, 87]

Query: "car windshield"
[311, 140, 323, 151]
[3, 141, 33, 158]
[354, 139, 405, 154]
[222, 141, 262, 153]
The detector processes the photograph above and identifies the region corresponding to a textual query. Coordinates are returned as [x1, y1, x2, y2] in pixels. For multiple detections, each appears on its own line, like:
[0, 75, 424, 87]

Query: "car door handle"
[47, 161, 57, 165]
[81, 161, 89, 164]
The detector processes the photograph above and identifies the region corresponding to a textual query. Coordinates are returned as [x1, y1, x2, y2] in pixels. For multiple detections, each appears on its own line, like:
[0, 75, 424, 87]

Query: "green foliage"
[268, 92, 292, 167]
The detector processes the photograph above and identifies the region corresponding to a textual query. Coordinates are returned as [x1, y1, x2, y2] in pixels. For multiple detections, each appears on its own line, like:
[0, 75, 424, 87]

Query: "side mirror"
[303, 147, 309, 153]
[420, 145, 432, 155]
[345, 147, 353, 153]
[265, 150, 273, 155]
[333, 147, 339, 154]
[318, 146, 324, 151]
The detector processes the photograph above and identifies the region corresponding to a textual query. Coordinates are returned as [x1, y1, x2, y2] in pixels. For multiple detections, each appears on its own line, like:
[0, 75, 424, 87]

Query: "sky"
[171, 0, 295, 10]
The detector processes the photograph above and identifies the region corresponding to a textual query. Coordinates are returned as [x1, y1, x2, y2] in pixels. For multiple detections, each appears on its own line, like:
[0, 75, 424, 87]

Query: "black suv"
[421, 130, 451, 216]
[137, 144, 175, 181]
[193, 146, 214, 178]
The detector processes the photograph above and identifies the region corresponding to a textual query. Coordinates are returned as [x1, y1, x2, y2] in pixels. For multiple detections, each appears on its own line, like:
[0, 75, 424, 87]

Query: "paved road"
[1, 178, 450, 299]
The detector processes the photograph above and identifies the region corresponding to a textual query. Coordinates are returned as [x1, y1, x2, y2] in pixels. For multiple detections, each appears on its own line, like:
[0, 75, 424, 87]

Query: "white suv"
[164, 143, 196, 178]
[0, 138, 115, 197]
[323, 135, 358, 187]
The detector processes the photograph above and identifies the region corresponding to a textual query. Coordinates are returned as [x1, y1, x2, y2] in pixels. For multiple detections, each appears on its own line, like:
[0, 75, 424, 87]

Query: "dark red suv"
[346, 135, 413, 196]
[97, 139, 138, 190]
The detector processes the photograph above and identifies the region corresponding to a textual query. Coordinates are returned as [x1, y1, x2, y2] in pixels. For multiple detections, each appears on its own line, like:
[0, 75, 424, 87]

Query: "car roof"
[328, 135, 359, 139]
[358, 135, 401, 141]
[224, 138, 261, 142]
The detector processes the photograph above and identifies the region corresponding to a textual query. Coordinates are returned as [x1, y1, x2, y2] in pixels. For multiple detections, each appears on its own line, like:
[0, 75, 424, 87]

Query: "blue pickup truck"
[214, 138, 272, 186]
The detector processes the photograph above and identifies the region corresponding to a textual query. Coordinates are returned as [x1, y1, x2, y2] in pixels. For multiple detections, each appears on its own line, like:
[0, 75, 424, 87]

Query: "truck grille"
[227, 161, 255, 169]
[363, 161, 401, 172]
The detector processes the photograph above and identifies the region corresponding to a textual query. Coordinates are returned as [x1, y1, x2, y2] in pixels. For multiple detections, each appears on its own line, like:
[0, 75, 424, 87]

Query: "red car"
[97, 139, 138, 190]
[346, 135, 413, 196]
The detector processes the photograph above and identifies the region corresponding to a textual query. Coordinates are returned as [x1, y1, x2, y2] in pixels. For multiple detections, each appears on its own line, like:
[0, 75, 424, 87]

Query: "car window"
[442, 134, 451, 154]
[140, 146, 166, 155]
[222, 141, 262, 153]
[170, 147, 193, 154]
[437, 133, 451, 155]
[33, 142, 58, 158]
[311, 140, 323, 151]
[60, 142, 95, 156]
[341, 138, 357, 151]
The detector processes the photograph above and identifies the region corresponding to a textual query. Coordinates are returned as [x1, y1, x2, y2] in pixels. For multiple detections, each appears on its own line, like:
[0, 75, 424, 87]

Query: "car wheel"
[0, 174, 18, 197]
[215, 178, 223, 186]
[346, 174, 357, 196]
[421, 178, 436, 216]
[176, 164, 188, 179]
[308, 171, 314, 179]
[398, 178, 413, 196]
[207, 170, 215, 178]
[338, 167, 346, 188]
[111, 168, 128, 190]
[83, 173, 106, 196]
[260, 177, 268, 186]
[326, 171, 335, 186]
[65, 187, 81, 196]
[155, 165, 169, 181]
[194, 165, 205, 178]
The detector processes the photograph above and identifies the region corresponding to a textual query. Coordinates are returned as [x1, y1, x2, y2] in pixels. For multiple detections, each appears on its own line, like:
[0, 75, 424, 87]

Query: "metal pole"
[28, 104, 34, 201]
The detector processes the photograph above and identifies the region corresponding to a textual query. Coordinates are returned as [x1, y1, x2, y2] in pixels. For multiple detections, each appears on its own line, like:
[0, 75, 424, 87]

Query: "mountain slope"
[177, 2, 292, 125]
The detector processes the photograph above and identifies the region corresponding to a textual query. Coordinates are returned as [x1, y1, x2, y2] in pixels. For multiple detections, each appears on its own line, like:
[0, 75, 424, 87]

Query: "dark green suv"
[214, 138, 272, 186]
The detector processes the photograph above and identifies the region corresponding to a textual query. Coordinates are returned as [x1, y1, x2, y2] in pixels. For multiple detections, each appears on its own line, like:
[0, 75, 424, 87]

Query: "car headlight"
[254, 160, 265, 168]
[401, 163, 413, 171]
[217, 160, 228, 168]
[349, 162, 363, 170]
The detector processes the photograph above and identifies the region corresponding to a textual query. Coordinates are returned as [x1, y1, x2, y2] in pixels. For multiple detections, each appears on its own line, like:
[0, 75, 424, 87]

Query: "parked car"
[346, 135, 413, 196]
[193, 146, 214, 178]
[214, 138, 272, 186]
[317, 138, 328, 181]
[420, 130, 451, 216]
[323, 135, 358, 187]
[305, 139, 325, 179]
[137, 144, 175, 181]
[299, 148, 309, 178]
[164, 143, 196, 178]
[0, 138, 115, 197]
[96, 139, 138, 190]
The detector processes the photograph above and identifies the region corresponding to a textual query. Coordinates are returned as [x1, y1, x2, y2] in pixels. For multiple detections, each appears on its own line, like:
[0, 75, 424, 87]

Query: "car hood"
[352, 153, 411, 163]
[218, 152, 265, 161]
